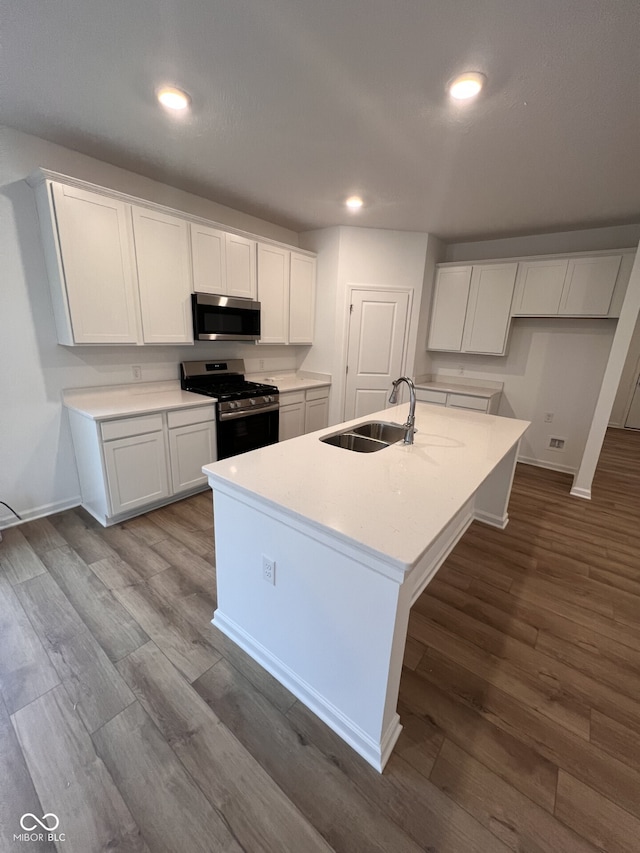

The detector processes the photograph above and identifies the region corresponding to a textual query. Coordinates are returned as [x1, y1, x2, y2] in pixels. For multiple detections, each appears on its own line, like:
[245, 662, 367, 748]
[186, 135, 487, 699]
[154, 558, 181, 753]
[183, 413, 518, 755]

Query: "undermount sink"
[320, 421, 407, 453]
[350, 421, 407, 444]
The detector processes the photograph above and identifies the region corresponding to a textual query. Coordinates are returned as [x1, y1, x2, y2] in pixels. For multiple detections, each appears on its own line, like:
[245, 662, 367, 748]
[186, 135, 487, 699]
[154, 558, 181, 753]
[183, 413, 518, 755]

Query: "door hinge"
[345, 364, 349, 374]
[349, 304, 353, 314]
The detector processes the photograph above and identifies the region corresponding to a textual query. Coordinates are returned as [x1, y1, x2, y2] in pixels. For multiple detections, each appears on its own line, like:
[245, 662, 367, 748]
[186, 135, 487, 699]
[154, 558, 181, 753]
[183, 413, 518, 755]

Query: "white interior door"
[625, 379, 640, 429]
[344, 289, 410, 420]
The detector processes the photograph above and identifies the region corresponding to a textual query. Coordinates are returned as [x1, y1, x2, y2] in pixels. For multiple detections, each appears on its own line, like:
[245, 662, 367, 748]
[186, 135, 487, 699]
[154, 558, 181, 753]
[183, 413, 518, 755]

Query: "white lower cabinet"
[104, 428, 170, 516]
[167, 408, 217, 493]
[279, 393, 306, 441]
[68, 405, 216, 525]
[415, 387, 500, 414]
[279, 386, 329, 441]
[304, 387, 330, 433]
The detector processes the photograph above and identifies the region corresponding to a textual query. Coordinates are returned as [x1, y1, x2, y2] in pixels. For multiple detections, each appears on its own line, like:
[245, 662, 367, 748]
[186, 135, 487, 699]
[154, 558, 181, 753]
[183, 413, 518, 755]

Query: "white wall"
[0, 126, 302, 525]
[299, 226, 429, 425]
[445, 224, 640, 263]
[412, 233, 444, 380]
[429, 320, 616, 474]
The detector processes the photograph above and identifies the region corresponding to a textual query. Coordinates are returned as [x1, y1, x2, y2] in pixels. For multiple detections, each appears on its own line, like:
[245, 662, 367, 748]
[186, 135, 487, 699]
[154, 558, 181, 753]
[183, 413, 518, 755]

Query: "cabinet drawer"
[167, 405, 216, 429]
[415, 389, 447, 405]
[101, 414, 164, 441]
[447, 394, 490, 412]
[279, 390, 305, 405]
[305, 386, 329, 402]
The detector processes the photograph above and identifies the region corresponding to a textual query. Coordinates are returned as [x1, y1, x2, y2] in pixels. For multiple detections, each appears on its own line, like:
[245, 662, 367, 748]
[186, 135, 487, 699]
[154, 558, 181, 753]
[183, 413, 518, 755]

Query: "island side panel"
[210, 487, 406, 771]
[472, 441, 520, 528]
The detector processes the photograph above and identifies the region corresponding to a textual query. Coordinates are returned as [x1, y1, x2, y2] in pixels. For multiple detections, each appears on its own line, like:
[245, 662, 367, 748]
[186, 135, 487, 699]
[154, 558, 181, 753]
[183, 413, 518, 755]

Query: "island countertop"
[203, 402, 529, 572]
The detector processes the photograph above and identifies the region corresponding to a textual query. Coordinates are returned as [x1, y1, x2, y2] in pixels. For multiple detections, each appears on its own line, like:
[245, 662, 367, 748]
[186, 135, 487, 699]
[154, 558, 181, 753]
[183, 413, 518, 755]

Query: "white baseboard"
[474, 508, 509, 529]
[0, 496, 81, 530]
[212, 610, 401, 772]
[517, 455, 577, 475]
[570, 486, 592, 501]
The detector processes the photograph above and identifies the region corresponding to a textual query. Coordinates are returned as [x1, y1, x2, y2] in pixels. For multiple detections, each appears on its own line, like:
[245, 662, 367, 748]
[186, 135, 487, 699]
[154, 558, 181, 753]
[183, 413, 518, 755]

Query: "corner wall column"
[572, 241, 640, 499]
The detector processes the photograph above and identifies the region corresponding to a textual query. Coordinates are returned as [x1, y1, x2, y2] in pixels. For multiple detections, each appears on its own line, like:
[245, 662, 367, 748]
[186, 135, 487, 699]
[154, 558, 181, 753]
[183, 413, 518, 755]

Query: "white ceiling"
[1, 0, 639, 240]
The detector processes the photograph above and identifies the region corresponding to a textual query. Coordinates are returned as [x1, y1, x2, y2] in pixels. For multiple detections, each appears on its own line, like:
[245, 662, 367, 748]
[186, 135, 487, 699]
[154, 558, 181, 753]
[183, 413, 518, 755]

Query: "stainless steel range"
[180, 360, 279, 460]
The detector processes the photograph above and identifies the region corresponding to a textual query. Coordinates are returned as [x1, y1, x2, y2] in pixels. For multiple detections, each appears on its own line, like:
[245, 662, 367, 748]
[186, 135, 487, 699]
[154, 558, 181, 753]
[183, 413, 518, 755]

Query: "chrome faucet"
[389, 377, 416, 444]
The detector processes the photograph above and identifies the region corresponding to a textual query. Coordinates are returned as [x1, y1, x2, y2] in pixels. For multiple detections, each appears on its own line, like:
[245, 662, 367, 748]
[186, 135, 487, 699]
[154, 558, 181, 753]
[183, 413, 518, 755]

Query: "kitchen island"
[203, 402, 529, 771]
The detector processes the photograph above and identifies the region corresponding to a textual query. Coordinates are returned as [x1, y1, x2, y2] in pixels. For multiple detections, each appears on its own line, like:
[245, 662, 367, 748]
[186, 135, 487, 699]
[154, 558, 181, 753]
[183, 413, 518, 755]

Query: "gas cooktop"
[179, 360, 278, 407]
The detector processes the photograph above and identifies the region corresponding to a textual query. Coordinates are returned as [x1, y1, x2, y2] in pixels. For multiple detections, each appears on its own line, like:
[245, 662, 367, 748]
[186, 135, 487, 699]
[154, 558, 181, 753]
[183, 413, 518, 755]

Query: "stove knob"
[229, 401, 238, 409]
[250, 399, 256, 405]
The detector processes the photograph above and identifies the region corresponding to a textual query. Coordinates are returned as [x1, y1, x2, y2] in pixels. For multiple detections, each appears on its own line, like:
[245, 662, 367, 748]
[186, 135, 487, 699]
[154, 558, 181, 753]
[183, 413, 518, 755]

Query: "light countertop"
[246, 372, 331, 393]
[63, 380, 213, 420]
[204, 402, 529, 571]
[414, 375, 503, 399]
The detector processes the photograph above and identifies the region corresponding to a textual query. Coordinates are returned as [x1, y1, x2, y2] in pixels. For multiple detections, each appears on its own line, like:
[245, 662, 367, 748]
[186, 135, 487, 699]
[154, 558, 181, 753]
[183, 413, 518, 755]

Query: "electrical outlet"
[544, 412, 554, 424]
[457, 364, 464, 375]
[262, 555, 276, 585]
[259, 358, 265, 371]
[549, 436, 566, 450]
[132, 365, 142, 381]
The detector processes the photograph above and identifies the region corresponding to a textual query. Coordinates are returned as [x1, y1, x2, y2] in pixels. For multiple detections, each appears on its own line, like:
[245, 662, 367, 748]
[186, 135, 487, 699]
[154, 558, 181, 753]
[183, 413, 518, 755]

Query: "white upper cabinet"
[462, 264, 517, 355]
[559, 255, 621, 316]
[512, 259, 568, 315]
[289, 252, 316, 344]
[427, 266, 472, 351]
[131, 206, 193, 344]
[226, 233, 257, 299]
[30, 171, 316, 346]
[257, 244, 290, 343]
[257, 246, 316, 345]
[46, 182, 140, 345]
[513, 254, 623, 317]
[190, 223, 226, 295]
[428, 263, 516, 355]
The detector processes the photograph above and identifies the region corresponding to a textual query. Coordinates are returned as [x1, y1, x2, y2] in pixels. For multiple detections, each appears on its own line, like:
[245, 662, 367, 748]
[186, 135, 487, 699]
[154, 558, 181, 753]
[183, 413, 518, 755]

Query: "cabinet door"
[446, 393, 491, 412]
[305, 397, 329, 434]
[190, 223, 226, 295]
[559, 255, 622, 316]
[511, 259, 568, 315]
[462, 264, 517, 355]
[226, 233, 257, 299]
[132, 207, 193, 343]
[168, 421, 217, 493]
[289, 253, 316, 344]
[103, 431, 170, 516]
[279, 401, 306, 441]
[427, 267, 472, 351]
[51, 183, 139, 344]
[257, 244, 289, 343]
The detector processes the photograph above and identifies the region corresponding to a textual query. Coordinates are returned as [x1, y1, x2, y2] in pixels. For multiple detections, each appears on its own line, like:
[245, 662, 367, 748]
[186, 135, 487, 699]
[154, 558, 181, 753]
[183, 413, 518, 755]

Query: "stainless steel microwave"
[191, 293, 261, 341]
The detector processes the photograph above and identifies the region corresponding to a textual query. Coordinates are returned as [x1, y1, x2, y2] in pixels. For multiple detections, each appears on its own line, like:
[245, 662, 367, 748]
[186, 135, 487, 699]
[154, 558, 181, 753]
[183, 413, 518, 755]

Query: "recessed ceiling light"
[448, 72, 486, 100]
[345, 196, 364, 211]
[156, 86, 191, 111]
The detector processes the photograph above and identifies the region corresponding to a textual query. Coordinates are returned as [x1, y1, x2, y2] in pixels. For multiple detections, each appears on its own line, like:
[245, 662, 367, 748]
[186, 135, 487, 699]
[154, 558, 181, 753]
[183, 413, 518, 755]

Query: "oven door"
[216, 407, 279, 460]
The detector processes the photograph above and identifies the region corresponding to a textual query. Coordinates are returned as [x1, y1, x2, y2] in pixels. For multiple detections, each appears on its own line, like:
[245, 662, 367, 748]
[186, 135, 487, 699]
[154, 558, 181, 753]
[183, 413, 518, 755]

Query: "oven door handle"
[218, 403, 280, 421]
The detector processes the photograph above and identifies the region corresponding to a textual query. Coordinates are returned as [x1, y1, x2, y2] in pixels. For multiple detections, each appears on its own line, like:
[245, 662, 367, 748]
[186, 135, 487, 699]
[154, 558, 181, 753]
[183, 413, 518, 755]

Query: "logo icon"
[20, 814, 59, 832]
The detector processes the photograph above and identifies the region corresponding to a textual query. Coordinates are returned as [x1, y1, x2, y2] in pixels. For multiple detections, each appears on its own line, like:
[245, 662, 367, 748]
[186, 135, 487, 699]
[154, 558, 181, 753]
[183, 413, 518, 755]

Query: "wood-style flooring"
[1, 426, 640, 852]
